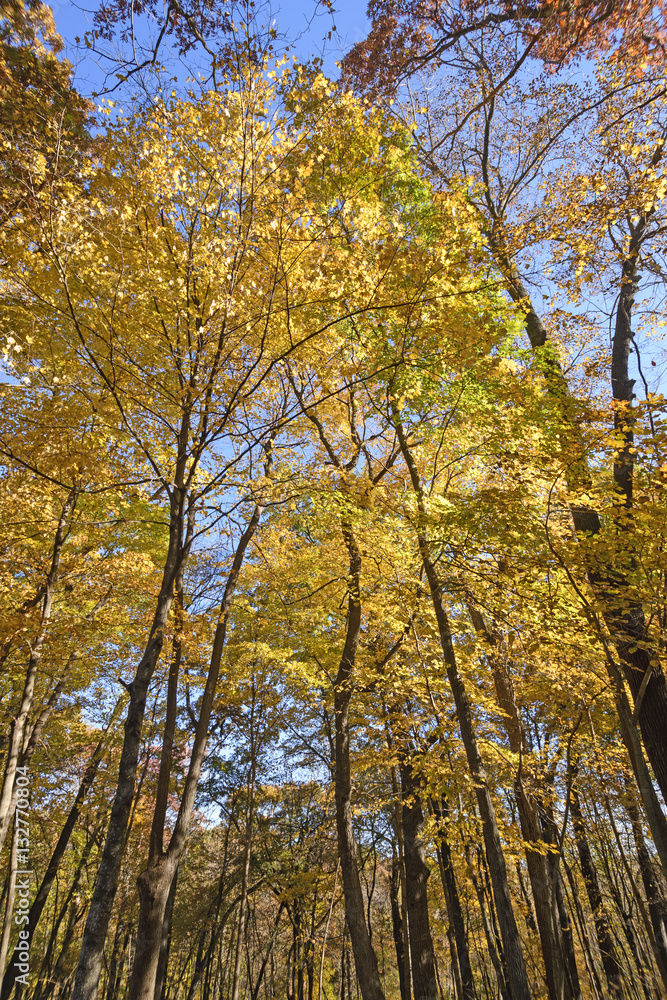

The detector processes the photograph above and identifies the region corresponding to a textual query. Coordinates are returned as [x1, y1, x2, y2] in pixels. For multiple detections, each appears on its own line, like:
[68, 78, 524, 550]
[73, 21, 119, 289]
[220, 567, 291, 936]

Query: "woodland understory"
[3, 1, 667, 999]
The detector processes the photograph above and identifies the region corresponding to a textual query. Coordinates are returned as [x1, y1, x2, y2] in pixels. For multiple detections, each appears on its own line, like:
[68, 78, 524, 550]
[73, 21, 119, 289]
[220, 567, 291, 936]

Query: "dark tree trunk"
[424, 572, 525, 1000]
[72, 483, 189, 1000]
[561, 856, 606, 1000]
[250, 901, 285, 1000]
[605, 236, 667, 808]
[131, 858, 180, 1000]
[334, 522, 385, 1000]
[0, 489, 78, 856]
[154, 867, 178, 1000]
[552, 854, 583, 1000]
[626, 794, 667, 987]
[465, 599, 577, 1000]
[2, 695, 125, 1000]
[104, 921, 130, 1000]
[432, 797, 475, 1000]
[467, 848, 510, 1000]
[384, 718, 412, 999]
[394, 410, 530, 1000]
[390, 850, 411, 1000]
[129, 504, 261, 1000]
[400, 756, 438, 1000]
[499, 233, 667, 813]
[570, 788, 624, 998]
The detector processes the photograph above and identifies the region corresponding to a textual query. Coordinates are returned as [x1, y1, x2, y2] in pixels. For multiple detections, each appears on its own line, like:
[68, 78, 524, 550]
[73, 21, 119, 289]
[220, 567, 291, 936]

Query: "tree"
[345, 7, 667, 873]
[5, 10, 667, 997]
[0, 0, 88, 224]
[343, 0, 667, 97]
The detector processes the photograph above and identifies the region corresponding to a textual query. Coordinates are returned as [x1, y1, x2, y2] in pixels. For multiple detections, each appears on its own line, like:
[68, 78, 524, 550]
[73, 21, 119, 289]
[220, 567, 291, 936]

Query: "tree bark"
[554, 860, 583, 1000]
[0, 821, 17, 983]
[334, 522, 385, 1000]
[390, 849, 411, 1000]
[464, 598, 577, 1000]
[383, 717, 412, 1000]
[393, 415, 531, 1000]
[432, 796, 475, 1000]
[129, 503, 262, 1000]
[497, 223, 667, 809]
[624, 792, 667, 989]
[569, 787, 624, 998]
[154, 865, 178, 1000]
[0, 695, 125, 1000]
[230, 698, 257, 1000]
[72, 480, 190, 1000]
[399, 754, 438, 1000]
[0, 488, 77, 855]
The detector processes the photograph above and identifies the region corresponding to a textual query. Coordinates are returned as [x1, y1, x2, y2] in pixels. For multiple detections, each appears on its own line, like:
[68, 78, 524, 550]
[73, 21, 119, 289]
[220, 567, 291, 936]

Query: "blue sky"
[52, 0, 370, 96]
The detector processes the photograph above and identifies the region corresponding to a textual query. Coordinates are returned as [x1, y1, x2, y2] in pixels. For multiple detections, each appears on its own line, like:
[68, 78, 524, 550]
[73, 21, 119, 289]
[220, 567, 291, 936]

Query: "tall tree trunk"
[0, 822, 17, 983]
[493, 212, 667, 811]
[399, 754, 438, 1000]
[431, 796, 475, 1000]
[464, 597, 577, 1000]
[230, 716, 257, 1000]
[0, 488, 77, 855]
[72, 481, 190, 1000]
[561, 856, 606, 1000]
[32, 825, 100, 1000]
[553, 860, 583, 1000]
[184, 894, 242, 1000]
[129, 503, 262, 1000]
[251, 901, 286, 1000]
[569, 787, 624, 998]
[334, 522, 385, 1000]
[318, 862, 340, 1000]
[625, 792, 667, 987]
[103, 919, 128, 1000]
[393, 415, 531, 1000]
[605, 226, 667, 804]
[383, 714, 412, 1000]
[154, 868, 178, 1000]
[389, 849, 411, 1000]
[1, 696, 125, 1000]
[467, 846, 510, 1000]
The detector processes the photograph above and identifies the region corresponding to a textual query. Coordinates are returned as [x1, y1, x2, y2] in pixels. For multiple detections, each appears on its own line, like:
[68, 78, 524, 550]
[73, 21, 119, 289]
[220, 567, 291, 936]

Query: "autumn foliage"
[343, 0, 667, 95]
[1, 3, 667, 1000]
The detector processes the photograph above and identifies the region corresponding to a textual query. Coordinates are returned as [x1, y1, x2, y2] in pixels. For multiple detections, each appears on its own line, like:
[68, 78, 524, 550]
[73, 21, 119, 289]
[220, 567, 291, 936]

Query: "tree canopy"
[1, 5, 667, 1000]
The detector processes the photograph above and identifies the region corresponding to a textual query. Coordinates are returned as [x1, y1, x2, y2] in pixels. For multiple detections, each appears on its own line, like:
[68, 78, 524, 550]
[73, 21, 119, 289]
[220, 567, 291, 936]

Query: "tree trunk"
[432, 797, 475, 1000]
[554, 861, 583, 1000]
[0, 488, 77, 855]
[393, 416, 531, 1000]
[384, 719, 412, 1000]
[561, 855, 606, 1000]
[626, 793, 667, 987]
[131, 857, 180, 1000]
[426, 559, 527, 1000]
[251, 901, 286, 1000]
[467, 847, 510, 1000]
[154, 867, 178, 1000]
[1, 696, 125, 1000]
[129, 504, 262, 1000]
[606, 234, 667, 805]
[399, 756, 438, 1000]
[334, 522, 385, 1000]
[465, 597, 576, 1000]
[230, 741, 256, 1000]
[390, 850, 411, 1000]
[569, 787, 624, 998]
[497, 231, 667, 809]
[0, 822, 17, 983]
[72, 482, 189, 1000]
